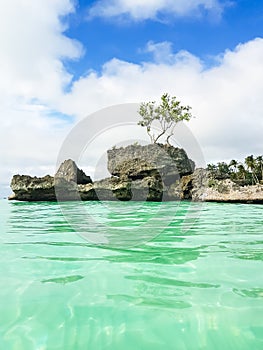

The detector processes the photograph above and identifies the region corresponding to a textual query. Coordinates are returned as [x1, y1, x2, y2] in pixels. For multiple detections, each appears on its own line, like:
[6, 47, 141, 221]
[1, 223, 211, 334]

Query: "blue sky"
[1, 0, 263, 196]
[64, 0, 263, 73]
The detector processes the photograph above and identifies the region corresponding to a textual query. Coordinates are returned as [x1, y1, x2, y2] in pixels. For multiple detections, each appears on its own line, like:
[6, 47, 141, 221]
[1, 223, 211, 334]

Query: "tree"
[245, 155, 259, 184]
[237, 164, 246, 181]
[256, 156, 263, 182]
[217, 162, 230, 179]
[207, 163, 217, 176]
[229, 159, 238, 173]
[138, 93, 193, 145]
[207, 155, 263, 186]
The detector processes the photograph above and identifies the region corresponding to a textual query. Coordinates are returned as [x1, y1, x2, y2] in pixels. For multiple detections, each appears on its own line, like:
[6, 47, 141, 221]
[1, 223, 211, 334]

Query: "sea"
[0, 198, 262, 349]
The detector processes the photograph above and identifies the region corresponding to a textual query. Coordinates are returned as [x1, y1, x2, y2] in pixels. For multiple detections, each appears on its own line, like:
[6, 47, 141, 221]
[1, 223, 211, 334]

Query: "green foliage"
[207, 162, 230, 180]
[207, 155, 263, 186]
[138, 93, 193, 145]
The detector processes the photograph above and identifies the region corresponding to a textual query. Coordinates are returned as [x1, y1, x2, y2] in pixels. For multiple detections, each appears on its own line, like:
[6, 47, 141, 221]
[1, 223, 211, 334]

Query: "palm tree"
[245, 155, 259, 184]
[229, 159, 238, 181]
[229, 159, 238, 173]
[237, 164, 246, 181]
[256, 156, 263, 182]
[217, 162, 230, 179]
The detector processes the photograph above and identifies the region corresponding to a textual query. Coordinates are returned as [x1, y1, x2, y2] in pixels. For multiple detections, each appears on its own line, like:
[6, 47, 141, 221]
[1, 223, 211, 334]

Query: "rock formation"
[56, 159, 92, 184]
[8, 144, 263, 203]
[9, 145, 194, 201]
[191, 170, 263, 203]
[179, 168, 263, 203]
[9, 175, 56, 201]
[107, 143, 194, 184]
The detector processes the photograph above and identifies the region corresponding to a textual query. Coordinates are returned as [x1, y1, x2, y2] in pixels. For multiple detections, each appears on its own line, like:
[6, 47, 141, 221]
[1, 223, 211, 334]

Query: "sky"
[1, 0, 263, 197]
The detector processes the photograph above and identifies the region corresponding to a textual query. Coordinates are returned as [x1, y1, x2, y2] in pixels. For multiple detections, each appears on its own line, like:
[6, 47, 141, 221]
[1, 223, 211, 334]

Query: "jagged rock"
[78, 176, 164, 201]
[187, 168, 263, 203]
[9, 160, 92, 201]
[9, 148, 263, 203]
[107, 143, 194, 184]
[9, 175, 56, 201]
[203, 178, 263, 203]
[55, 159, 92, 184]
[190, 168, 210, 201]
[78, 177, 131, 201]
[54, 177, 81, 201]
[129, 176, 164, 201]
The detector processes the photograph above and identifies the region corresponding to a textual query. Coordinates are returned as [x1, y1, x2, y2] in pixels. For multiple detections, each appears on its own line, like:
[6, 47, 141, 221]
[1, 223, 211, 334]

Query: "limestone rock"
[9, 175, 56, 201]
[55, 159, 92, 184]
[9, 147, 263, 204]
[189, 168, 263, 203]
[190, 168, 210, 201]
[129, 176, 164, 201]
[9, 160, 93, 201]
[204, 178, 263, 203]
[107, 143, 194, 184]
[78, 177, 131, 201]
[78, 176, 164, 201]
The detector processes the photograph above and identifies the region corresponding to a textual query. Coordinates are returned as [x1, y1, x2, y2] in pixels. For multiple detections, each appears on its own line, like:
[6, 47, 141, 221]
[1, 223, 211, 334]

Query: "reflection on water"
[42, 275, 85, 284]
[0, 199, 263, 349]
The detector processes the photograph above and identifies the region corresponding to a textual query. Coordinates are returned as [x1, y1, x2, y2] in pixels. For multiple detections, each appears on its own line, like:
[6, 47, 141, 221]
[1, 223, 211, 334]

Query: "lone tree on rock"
[138, 93, 193, 145]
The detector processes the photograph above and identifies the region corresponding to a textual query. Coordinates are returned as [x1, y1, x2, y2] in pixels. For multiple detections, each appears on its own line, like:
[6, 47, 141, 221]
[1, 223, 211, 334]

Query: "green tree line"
[207, 155, 263, 185]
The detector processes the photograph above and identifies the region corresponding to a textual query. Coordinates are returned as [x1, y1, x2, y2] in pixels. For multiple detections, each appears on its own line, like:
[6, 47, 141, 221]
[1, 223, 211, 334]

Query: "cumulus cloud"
[60, 38, 263, 166]
[0, 100, 71, 174]
[0, 0, 82, 103]
[87, 0, 225, 21]
[144, 41, 177, 64]
[0, 0, 82, 194]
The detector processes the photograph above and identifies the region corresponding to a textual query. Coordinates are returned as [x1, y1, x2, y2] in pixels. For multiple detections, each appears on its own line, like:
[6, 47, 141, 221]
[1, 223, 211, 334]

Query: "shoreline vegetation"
[207, 155, 263, 186]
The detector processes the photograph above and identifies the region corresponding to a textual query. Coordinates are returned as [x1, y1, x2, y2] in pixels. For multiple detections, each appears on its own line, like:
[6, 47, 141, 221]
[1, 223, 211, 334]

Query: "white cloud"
[0, 0, 82, 103]
[0, 0, 82, 194]
[0, 100, 71, 177]
[60, 38, 263, 167]
[88, 0, 225, 21]
[145, 41, 176, 64]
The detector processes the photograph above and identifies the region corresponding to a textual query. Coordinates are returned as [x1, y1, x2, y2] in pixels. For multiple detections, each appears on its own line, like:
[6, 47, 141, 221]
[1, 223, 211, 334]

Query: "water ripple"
[1, 199, 263, 349]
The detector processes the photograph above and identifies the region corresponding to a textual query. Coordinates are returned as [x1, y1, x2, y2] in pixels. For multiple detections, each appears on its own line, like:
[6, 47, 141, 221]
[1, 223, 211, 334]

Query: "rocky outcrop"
[55, 159, 92, 184]
[198, 174, 263, 203]
[184, 168, 263, 203]
[205, 181, 263, 203]
[9, 160, 93, 201]
[9, 175, 56, 201]
[8, 146, 263, 203]
[105, 143, 194, 200]
[9, 145, 194, 201]
[107, 143, 194, 185]
[79, 176, 164, 201]
[190, 168, 210, 201]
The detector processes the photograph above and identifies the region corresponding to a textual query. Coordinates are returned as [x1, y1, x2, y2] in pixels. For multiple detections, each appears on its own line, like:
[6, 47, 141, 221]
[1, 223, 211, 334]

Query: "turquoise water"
[0, 199, 263, 349]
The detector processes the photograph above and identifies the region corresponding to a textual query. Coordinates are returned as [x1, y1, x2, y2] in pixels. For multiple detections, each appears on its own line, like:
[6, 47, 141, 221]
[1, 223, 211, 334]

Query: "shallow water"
[0, 199, 262, 349]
